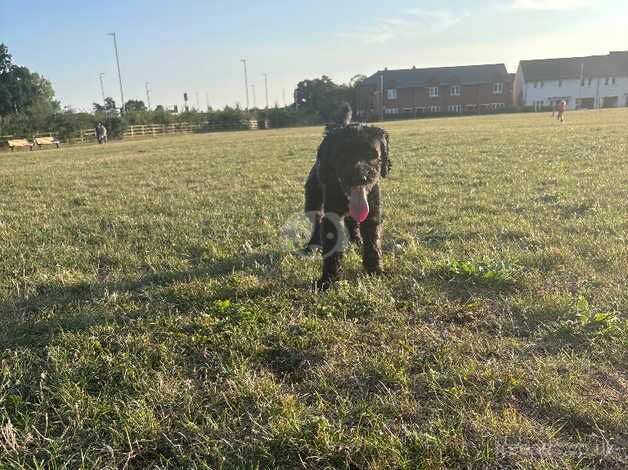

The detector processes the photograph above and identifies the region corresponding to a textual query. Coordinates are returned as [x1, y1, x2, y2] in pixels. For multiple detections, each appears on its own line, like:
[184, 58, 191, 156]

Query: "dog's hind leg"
[304, 165, 323, 251]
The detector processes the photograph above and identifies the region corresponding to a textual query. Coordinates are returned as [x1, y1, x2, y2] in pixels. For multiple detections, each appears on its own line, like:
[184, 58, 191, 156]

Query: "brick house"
[356, 63, 511, 118]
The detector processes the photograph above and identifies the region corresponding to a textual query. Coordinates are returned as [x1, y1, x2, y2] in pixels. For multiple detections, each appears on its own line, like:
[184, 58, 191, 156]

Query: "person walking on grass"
[100, 124, 108, 144]
[557, 100, 567, 123]
[96, 122, 108, 144]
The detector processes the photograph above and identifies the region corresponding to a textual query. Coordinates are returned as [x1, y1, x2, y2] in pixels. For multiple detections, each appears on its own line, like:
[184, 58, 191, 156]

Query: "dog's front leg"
[360, 184, 384, 275]
[304, 165, 324, 251]
[344, 216, 362, 246]
[317, 189, 347, 289]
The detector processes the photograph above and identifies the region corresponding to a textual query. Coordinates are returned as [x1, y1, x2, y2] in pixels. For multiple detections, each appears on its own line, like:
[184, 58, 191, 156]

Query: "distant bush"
[207, 107, 255, 129]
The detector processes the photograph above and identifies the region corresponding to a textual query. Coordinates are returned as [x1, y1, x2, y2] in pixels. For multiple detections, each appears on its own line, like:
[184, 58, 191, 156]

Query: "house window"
[450, 85, 460, 96]
[448, 104, 462, 113]
[427, 105, 440, 113]
[428, 87, 439, 97]
[612, 77, 617, 85]
[402, 107, 413, 113]
[493, 82, 503, 94]
[384, 107, 398, 115]
[387, 89, 397, 100]
[491, 103, 505, 110]
[605, 77, 609, 85]
[558, 80, 563, 87]
[581, 78, 585, 86]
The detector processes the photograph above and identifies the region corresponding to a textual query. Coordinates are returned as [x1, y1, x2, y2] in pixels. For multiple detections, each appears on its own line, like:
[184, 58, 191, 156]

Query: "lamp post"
[98, 73, 106, 105]
[241, 59, 249, 110]
[145, 82, 151, 110]
[263, 73, 269, 109]
[107, 33, 125, 113]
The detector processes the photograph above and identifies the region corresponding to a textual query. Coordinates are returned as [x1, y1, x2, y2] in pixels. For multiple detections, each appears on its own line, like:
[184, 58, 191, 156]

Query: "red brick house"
[356, 63, 512, 118]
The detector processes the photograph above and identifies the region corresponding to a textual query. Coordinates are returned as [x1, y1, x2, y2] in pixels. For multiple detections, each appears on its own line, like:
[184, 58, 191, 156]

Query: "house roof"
[519, 51, 628, 82]
[361, 64, 509, 88]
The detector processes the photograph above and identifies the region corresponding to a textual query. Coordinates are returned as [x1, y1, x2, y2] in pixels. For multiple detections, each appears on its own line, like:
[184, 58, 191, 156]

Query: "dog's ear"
[379, 131, 391, 178]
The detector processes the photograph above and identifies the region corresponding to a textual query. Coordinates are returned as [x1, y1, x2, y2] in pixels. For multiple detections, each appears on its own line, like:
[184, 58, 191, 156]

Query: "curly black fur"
[304, 117, 391, 289]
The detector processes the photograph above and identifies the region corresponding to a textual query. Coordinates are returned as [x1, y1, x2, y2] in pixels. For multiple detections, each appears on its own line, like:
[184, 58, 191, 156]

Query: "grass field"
[1, 110, 627, 468]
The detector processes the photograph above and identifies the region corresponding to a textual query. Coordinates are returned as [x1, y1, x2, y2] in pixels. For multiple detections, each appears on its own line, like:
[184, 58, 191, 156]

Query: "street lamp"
[98, 73, 105, 105]
[107, 32, 125, 113]
[241, 59, 249, 110]
[263, 73, 269, 109]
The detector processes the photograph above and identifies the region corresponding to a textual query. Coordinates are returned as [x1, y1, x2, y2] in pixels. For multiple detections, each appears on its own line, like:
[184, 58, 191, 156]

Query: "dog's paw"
[315, 278, 333, 291]
[365, 267, 388, 277]
[315, 273, 343, 291]
[303, 243, 322, 254]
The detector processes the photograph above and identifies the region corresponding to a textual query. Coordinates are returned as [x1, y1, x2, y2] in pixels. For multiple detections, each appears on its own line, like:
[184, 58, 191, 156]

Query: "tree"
[0, 44, 12, 74]
[124, 99, 146, 112]
[293, 75, 352, 121]
[0, 43, 58, 117]
[350, 74, 367, 88]
[104, 97, 117, 112]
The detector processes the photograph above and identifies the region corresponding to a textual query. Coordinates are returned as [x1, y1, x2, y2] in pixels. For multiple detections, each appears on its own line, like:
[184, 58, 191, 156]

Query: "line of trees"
[1, 43, 367, 142]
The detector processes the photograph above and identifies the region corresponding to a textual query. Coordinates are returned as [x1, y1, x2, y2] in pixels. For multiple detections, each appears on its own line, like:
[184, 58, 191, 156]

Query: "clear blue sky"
[1, 0, 627, 111]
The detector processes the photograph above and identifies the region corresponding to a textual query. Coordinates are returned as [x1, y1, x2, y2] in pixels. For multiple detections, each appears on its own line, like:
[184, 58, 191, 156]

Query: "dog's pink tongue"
[349, 187, 369, 222]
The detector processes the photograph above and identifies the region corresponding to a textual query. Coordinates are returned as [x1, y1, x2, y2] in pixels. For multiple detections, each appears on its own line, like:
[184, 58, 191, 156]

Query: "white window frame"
[427, 104, 440, 113]
[450, 85, 460, 96]
[384, 107, 399, 115]
[387, 89, 397, 100]
[493, 82, 503, 94]
[428, 86, 439, 97]
[448, 104, 462, 113]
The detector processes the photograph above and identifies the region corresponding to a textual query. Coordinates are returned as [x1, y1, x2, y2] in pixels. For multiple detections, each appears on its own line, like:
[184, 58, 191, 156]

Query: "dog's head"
[319, 124, 391, 222]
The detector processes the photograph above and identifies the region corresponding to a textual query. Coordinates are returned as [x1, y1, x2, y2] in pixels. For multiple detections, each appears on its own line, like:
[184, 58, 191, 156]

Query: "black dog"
[304, 109, 391, 288]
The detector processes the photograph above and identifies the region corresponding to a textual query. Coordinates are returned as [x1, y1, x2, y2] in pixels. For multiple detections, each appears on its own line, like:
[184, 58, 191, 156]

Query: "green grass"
[1, 110, 626, 468]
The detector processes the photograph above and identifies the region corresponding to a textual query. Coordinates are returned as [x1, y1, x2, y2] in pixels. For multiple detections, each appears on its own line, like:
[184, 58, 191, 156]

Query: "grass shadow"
[0, 251, 283, 350]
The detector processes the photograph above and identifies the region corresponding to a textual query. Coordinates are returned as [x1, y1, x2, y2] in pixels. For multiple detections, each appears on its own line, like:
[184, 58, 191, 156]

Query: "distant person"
[557, 100, 567, 123]
[100, 124, 108, 144]
[96, 122, 108, 144]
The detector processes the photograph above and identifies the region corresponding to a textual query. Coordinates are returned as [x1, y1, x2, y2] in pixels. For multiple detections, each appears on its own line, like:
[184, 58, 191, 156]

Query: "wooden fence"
[70, 120, 260, 144]
[2, 120, 263, 149]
